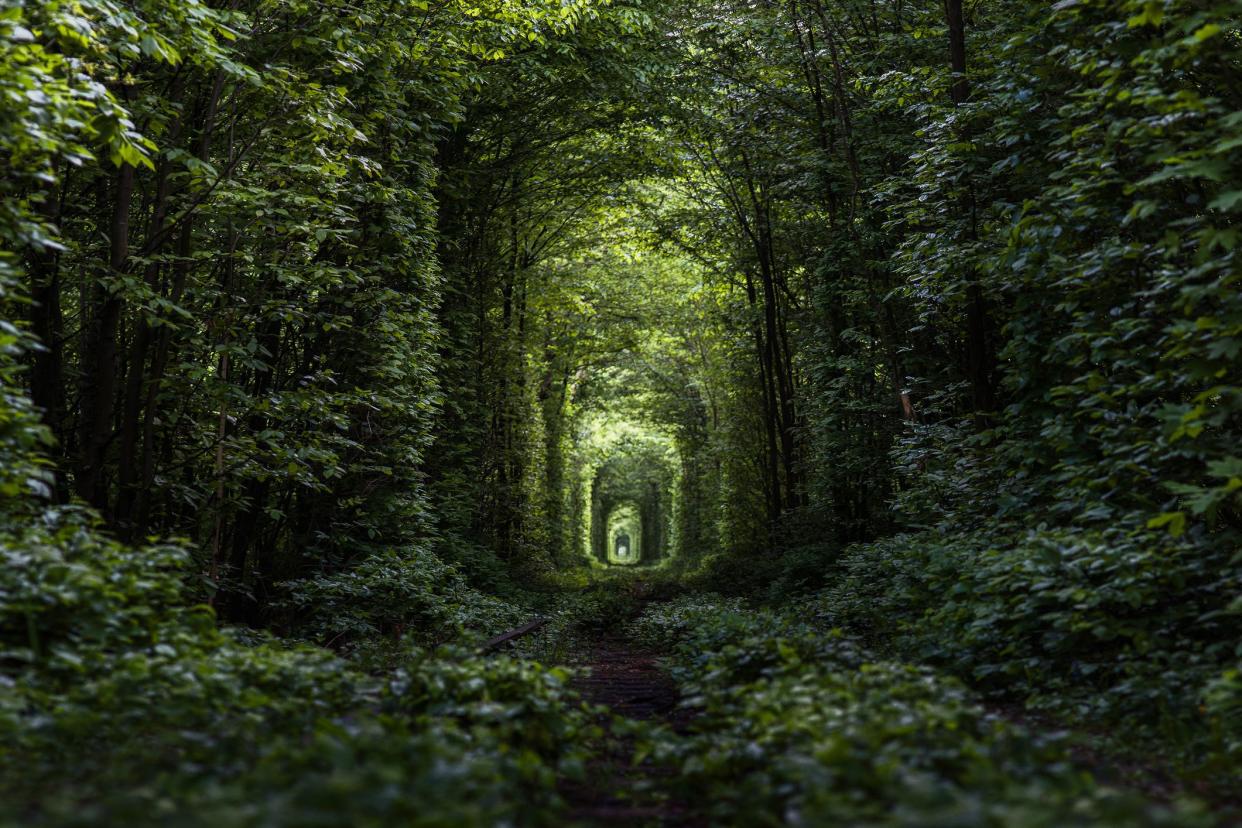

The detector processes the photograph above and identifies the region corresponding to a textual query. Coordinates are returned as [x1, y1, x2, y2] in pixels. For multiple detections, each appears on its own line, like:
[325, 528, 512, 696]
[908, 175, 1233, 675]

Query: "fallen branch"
[478, 618, 548, 654]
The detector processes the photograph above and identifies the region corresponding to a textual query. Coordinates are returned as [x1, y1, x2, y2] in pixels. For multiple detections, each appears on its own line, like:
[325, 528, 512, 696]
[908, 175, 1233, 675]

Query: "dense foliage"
[0, 0, 620, 822]
[633, 0, 1242, 778]
[1, 0, 1239, 822]
[632, 596, 1215, 826]
[0, 503, 597, 825]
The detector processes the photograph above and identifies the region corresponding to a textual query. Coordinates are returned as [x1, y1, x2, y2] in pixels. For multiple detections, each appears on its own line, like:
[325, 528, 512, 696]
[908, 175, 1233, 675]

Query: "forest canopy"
[1, 0, 1239, 824]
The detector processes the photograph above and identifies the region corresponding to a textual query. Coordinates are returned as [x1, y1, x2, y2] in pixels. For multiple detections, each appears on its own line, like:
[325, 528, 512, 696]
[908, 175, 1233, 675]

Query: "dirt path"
[562, 635, 698, 827]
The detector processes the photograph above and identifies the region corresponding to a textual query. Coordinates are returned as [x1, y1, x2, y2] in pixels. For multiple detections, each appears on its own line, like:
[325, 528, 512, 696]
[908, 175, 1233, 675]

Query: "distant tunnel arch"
[586, 449, 673, 567]
[606, 501, 641, 565]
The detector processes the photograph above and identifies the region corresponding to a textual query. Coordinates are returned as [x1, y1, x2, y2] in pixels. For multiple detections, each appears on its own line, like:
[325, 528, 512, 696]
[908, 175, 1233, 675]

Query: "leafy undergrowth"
[0, 511, 598, 827]
[631, 596, 1225, 827]
[500, 574, 684, 663]
[804, 524, 1242, 787]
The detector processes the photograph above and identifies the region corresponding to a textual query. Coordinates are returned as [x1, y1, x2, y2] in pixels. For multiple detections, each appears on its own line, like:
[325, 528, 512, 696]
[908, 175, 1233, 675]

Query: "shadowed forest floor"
[508, 584, 1242, 827]
[564, 634, 694, 826]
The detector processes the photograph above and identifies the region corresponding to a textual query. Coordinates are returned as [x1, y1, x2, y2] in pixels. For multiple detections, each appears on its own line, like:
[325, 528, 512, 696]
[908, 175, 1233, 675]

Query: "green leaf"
[1208, 190, 1242, 212]
[1146, 512, 1186, 537]
[1192, 23, 1222, 42]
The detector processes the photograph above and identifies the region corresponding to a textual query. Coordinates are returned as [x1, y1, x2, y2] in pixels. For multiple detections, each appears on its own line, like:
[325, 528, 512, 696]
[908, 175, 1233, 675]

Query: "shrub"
[633, 597, 1215, 827]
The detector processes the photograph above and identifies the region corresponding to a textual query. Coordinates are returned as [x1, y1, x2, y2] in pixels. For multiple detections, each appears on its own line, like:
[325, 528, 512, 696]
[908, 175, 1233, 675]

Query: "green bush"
[633, 597, 1215, 827]
[280, 546, 527, 649]
[811, 523, 1241, 769]
[0, 511, 594, 827]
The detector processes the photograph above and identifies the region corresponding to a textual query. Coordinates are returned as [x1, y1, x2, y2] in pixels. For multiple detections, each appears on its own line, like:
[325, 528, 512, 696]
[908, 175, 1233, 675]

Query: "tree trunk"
[945, 0, 969, 105]
[78, 162, 135, 512]
[944, 0, 997, 420]
[117, 150, 178, 536]
[27, 183, 67, 493]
